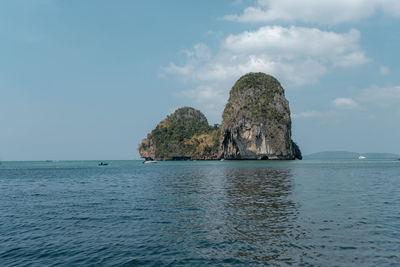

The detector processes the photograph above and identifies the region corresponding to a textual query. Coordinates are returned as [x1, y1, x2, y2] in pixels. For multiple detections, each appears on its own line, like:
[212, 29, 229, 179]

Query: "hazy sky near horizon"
[1, 0, 400, 160]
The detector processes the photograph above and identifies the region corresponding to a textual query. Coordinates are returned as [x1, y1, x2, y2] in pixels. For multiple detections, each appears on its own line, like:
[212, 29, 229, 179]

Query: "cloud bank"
[225, 0, 400, 24]
[163, 26, 367, 117]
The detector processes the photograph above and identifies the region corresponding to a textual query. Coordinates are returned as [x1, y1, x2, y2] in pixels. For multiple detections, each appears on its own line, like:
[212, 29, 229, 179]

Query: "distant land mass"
[304, 151, 400, 159]
[138, 72, 302, 161]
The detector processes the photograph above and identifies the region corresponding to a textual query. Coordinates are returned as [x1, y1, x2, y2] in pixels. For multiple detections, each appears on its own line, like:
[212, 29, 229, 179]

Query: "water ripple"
[0, 160, 399, 266]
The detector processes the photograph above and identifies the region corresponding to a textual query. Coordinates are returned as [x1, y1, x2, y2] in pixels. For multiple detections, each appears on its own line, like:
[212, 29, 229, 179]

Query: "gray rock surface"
[220, 72, 302, 160]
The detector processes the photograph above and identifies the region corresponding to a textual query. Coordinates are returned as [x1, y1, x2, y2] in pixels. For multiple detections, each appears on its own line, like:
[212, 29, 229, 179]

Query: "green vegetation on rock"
[138, 107, 220, 160]
[223, 73, 289, 126]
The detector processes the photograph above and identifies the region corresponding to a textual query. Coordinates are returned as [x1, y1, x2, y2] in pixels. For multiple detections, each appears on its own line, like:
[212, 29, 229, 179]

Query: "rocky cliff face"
[138, 73, 301, 160]
[138, 107, 219, 160]
[220, 73, 302, 160]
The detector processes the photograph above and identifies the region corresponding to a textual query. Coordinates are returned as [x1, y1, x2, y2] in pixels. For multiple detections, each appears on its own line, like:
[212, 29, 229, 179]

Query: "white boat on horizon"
[358, 155, 366, 159]
[143, 160, 157, 164]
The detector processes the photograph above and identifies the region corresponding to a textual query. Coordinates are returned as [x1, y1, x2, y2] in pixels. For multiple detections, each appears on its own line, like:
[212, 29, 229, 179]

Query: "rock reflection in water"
[102, 164, 303, 265]
[219, 167, 300, 262]
[159, 165, 302, 264]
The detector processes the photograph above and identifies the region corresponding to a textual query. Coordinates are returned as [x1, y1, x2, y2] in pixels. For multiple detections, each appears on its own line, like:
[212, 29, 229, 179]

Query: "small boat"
[220, 159, 225, 161]
[143, 160, 157, 164]
[358, 156, 366, 159]
[98, 162, 109, 166]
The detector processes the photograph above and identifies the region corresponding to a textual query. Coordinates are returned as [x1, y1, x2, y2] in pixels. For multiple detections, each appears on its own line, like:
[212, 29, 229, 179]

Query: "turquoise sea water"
[0, 159, 399, 266]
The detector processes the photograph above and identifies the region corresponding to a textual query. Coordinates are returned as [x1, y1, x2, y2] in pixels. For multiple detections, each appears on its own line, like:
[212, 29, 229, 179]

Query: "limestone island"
[139, 72, 302, 160]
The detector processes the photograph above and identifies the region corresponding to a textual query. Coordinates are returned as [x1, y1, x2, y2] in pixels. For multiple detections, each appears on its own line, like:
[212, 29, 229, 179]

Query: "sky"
[1, 0, 400, 160]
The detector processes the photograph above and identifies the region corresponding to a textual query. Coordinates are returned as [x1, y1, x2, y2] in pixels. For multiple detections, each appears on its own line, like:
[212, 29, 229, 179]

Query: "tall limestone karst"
[138, 72, 301, 160]
[138, 107, 220, 160]
[220, 72, 302, 160]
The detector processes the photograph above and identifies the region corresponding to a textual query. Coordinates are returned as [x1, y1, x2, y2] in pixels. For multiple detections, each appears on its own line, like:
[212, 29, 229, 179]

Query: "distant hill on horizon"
[304, 151, 399, 159]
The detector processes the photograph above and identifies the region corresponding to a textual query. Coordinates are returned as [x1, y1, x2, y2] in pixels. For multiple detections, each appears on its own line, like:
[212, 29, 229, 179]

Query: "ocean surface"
[0, 159, 399, 266]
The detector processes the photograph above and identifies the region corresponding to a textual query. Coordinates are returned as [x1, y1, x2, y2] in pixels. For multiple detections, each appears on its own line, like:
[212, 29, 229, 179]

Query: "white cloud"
[183, 43, 212, 61]
[332, 97, 360, 109]
[293, 84, 400, 123]
[232, 0, 243, 6]
[224, 0, 400, 24]
[380, 66, 390, 75]
[163, 26, 367, 118]
[357, 85, 400, 107]
[174, 84, 227, 119]
[292, 110, 334, 119]
[222, 26, 366, 67]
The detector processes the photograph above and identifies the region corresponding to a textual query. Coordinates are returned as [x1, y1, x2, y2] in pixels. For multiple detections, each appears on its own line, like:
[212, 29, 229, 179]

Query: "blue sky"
[1, 0, 400, 160]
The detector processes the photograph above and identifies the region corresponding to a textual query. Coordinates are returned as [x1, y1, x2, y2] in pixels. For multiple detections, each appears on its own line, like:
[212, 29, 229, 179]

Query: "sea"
[0, 159, 399, 266]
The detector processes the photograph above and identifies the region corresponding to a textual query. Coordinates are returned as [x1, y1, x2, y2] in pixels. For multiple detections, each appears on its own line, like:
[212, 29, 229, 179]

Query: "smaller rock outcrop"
[138, 107, 219, 160]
